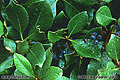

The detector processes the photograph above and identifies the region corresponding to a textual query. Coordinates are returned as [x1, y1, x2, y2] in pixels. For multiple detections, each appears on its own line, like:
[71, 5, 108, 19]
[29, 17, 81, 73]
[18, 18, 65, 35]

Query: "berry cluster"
[53, 39, 73, 60]
[84, 32, 106, 52]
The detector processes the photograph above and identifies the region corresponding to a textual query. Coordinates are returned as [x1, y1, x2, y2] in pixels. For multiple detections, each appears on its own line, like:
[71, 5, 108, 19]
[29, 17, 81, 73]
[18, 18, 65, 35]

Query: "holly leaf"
[118, 18, 120, 27]
[0, 20, 4, 37]
[5, 0, 29, 33]
[72, 39, 101, 61]
[96, 6, 116, 26]
[106, 34, 120, 59]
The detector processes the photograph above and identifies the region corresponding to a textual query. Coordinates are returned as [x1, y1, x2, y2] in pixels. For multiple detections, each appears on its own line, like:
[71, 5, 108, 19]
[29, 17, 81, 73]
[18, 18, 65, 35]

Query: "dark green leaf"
[85, 27, 102, 38]
[67, 11, 88, 36]
[27, 27, 45, 41]
[106, 34, 120, 59]
[72, 39, 101, 61]
[96, 6, 116, 26]
[48, 29, 63, 43]
[118, 18, 120, 27]
[0, 58, 13, 73]
[5, 0, 29, 33]
[27, 1, 53, 31]
[58, 76, 70, 80]
[0, 0, 5, 11]
[17, 41, 29, 55]
[74, 0, 98, 6]
[7, 26, 20, 40]
[4, 38, 16, 53]
[42, 47, 53, 69]
[0, 20, 4, 37]
[14, 53, 35, 78]
[39, 66, 63, 80]
[27, 42, 46, 68]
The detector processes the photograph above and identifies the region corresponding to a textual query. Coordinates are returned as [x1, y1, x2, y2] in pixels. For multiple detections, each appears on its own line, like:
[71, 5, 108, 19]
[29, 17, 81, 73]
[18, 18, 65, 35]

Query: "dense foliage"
[0, 0, 120, 80]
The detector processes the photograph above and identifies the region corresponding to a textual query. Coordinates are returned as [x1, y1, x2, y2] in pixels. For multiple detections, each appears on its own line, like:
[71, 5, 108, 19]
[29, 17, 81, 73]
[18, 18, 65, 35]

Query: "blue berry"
[53, 54, 57, 60]
[67, 51, 71, 54]
[92, 32, 97, 36]
[84, 38, 88, 43]
[101, 46, 106, 52]
[115, 32, 120, 36]
[69, 37, 73, 40]
[59, 54, 63, 58]
[97, 35, 102, 40]
[57, 44, 61, 48]
[63, 44, 67, 48]
[90, 35, 96, 40]
[115, 25, 120, 30]
[62, 50, 67, 54]
[94, 40, 99, 45]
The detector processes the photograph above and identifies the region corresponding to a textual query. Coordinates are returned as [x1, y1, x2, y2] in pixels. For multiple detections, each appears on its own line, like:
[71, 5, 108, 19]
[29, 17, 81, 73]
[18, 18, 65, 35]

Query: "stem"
[104, 19, 118, 46]
[20, 32, 23, 41]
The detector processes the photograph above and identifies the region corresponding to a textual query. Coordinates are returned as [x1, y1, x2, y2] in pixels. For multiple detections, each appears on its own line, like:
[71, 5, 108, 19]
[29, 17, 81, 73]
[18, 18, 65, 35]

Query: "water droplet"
[36, 8, 38, 11]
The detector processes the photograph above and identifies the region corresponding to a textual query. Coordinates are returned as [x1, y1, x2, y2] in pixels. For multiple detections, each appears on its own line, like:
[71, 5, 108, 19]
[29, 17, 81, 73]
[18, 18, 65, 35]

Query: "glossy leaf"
[0, 58, 13, 73]
[67, 11, 88, 36]
[28, 27, 45, 41]
[97, 62, 116, 80]
[17, 41, 29, 55]
[72, 39, 101, 61]
[14, 53, 35, 78]
[39, 66, 63, 80]
[103, 0, 112, 3]
[74, 0, 98, 6]
[27, 42, 46, 68]
[118, 18, 120, 27]
[58, 76, 70, 80]
[48, 29, 63, 43]
[4, 38, 16, 53]
[5, 0, 29, 33]
[106, 34, 120, 59]
[0, 20, 4, 37]
[42, 48, 53, 69]
[27, 1, 53, 31]
[96, 6, 116, 26]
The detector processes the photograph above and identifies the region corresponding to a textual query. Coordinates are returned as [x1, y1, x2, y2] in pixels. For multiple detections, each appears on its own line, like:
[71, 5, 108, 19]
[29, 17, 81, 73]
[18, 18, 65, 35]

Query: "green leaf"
[58, 59, 66, 69]
[39, 66, 63, 80]
[106, 34, 120, 60]
[74, 0, 98, 6]
[64, 53, 79, 67]
[103, 0, 112, 3]
[86, 59, 101, 80]
[14, 53, 35, 78]
[42, 47, 53, 69]
[70, 63, 82, 80]
[0, 20, 4, 37]
[58, 76, 70, 80]
[67, 11, 88, 37]
[27, 42, 46, 68]
[0, 58, 13, 73]
[96, 6, 116, 26]
[48, 29, 63, 43]
[5, 0, 29, 33]
[4, 38, 16, 53]
[118, 18, 120, 27]
[46, 0, 56, 18]
[97, 62, 116, 80]
[72, 39, 101, 61]
[14, 69, 34, 80]
[17, 41, 29, 55]
[85, 27, 102, 38]
[0, 0, 5, 11]
[27, 1, 53, 31]
[7, 26, 20, 40]
[27, 27, 45, 41]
